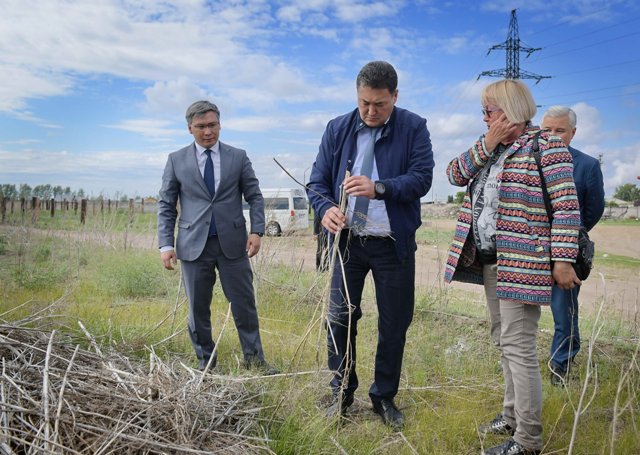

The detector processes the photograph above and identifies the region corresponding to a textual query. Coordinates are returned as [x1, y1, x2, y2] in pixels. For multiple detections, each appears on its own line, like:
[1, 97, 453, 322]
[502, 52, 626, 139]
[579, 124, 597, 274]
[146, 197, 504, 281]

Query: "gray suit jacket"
[157, 141, 265, 261]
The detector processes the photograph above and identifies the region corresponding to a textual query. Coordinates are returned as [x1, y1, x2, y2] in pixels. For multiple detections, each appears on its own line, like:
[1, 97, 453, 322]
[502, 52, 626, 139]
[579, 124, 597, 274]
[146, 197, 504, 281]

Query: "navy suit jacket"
[307, 107, 434, 260]
[569, 146, 605, 231]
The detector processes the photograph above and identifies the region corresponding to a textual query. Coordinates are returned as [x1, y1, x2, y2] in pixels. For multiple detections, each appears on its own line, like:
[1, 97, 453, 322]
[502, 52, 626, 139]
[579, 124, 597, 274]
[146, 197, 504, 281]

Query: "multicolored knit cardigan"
[443, 126, 580, 305]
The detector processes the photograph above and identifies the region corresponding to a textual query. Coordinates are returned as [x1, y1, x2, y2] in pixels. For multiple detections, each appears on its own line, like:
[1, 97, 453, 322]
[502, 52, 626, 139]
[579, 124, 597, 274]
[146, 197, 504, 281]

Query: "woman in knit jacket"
[444, 79, 581, 455]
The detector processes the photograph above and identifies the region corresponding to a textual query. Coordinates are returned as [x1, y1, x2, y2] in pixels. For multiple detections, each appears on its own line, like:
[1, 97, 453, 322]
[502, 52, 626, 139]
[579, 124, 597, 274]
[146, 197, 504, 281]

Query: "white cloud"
[106, 119, 184, 140]
[0, 146, 169, 197]
[482, 0, 623, 25]
[143, 78, 211, 119]
[225, 111, 332, 134]
[276, 0, 398, 24]
[0, 65, 72, 113]
[277, 4, 303, 22]
[0, 0, 318, 116]
[448, 79, 489, 105]
[334, 1, 398, 22]
[252, 150, 319, 189]
[430, 113, 482, 138]
[571, 102, 603, 143]
[606, 143, 640, 194]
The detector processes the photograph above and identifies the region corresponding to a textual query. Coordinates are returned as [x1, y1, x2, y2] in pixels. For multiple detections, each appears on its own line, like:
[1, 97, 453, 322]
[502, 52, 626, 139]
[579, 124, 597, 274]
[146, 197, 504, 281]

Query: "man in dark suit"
[158, 100, 276, 374]
[307, 61, 434, 429]
[542, 106, 605, 386]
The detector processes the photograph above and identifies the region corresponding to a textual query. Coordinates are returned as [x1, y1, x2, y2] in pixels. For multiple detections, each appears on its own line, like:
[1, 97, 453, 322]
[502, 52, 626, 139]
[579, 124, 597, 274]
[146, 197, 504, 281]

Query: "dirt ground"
[258, 216, 640, 320]
[4, 210, 637, 320]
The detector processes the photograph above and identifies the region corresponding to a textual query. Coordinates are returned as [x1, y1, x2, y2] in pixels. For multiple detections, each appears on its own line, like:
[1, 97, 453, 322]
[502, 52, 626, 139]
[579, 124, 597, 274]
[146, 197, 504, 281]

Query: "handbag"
[531, 132, 595, 281]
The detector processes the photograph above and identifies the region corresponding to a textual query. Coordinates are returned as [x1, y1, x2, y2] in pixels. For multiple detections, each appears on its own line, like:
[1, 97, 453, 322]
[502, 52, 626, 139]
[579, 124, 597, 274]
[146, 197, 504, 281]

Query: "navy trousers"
[327, 232, 415, 402]
[549, 284, 581, 373]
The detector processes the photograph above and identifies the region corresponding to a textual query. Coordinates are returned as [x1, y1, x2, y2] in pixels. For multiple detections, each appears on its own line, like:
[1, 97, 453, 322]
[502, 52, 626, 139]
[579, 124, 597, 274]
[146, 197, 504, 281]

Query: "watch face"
[376, 182, 385, 194]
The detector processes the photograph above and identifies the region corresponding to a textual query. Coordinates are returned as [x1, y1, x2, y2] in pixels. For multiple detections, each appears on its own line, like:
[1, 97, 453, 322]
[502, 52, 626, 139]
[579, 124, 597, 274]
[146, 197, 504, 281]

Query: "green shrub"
[97, 251, 168, 298]
[11, 262, 69, 291]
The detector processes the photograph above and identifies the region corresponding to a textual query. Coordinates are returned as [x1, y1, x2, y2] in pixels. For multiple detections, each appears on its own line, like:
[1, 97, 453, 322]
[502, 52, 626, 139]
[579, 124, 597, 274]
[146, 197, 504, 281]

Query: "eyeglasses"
[192, 122, 220, 131]
[482, 108, 502, 117]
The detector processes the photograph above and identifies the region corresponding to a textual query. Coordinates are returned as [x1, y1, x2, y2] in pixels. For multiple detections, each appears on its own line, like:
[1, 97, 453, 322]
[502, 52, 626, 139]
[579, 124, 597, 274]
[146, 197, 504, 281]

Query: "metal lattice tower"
[478, 9, 550, 83]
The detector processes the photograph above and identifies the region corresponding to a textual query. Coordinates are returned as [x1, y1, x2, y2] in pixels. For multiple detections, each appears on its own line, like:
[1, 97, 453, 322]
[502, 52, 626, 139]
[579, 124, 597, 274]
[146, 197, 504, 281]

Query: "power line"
[520, 0, 632, 38]
[537, 89, 640, 107]
[552, 58, 640, 77]
[535, 15, 640, 50]
[531, 30, 640, 62]
[536, 82, 640, 100]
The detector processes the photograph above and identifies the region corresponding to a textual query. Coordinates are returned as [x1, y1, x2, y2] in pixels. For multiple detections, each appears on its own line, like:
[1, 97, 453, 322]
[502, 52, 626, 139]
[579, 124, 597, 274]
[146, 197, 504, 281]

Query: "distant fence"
[0, 197, 155, 225]
[602, 205, 640, 220]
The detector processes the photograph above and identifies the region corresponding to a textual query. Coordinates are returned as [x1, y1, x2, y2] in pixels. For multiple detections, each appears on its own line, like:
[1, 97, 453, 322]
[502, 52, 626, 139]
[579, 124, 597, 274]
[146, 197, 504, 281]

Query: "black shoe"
[549, 364, 567, 387]
[198, 355, 217, 372]
[198, 365, 221, 375]
[482, 438, 540, 455]
[325, 393, 355, 417]
[372, 398, 404, 430]
[479, 413, 515, 436]
[243, 358, 280, 375]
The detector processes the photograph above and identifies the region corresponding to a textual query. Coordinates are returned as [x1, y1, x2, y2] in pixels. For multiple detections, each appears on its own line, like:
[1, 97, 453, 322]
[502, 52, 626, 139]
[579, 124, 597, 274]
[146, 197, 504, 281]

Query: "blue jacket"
[307, 107, 434, 260]
[570, 146, 605, 231]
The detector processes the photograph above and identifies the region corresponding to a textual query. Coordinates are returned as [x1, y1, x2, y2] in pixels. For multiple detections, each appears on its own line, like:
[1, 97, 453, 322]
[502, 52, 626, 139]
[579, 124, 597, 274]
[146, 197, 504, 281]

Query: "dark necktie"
[204, 149, 217, 236]
[352, 127, 377, 230]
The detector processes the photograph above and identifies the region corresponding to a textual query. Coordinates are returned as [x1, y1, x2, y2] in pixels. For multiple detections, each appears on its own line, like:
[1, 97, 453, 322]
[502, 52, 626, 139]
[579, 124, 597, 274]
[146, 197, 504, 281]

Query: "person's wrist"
[251, 232, 264, 237]
[374, 181, 386, 200]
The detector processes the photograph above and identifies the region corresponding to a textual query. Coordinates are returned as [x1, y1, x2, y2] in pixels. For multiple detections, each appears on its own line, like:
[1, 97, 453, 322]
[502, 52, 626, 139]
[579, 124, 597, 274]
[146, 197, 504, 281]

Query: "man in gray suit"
[158, 100, 276, 374]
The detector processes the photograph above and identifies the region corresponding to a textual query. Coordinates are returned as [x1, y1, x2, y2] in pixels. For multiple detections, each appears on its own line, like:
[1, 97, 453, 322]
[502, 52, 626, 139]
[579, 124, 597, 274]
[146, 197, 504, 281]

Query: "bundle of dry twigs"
[0, 324, 271, 454]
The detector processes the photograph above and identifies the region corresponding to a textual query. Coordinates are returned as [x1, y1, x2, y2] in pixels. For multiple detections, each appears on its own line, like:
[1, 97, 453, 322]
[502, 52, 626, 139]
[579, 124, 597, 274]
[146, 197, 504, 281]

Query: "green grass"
[415, 226, 454, 249]
[1, 205, 157, 233]
[596, 252, 640, 269]
[0, 222, 639, 454]
[599, 218, 640, 226]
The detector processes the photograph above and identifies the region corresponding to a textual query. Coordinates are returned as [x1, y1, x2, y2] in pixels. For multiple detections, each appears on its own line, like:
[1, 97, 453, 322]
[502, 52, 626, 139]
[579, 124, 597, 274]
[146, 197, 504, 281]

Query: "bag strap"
[531, 131, 553, 222]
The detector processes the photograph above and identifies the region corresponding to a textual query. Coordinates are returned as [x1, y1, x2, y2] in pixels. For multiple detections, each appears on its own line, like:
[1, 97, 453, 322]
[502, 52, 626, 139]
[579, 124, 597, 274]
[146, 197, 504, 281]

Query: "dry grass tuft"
[0, 323, 272, 454]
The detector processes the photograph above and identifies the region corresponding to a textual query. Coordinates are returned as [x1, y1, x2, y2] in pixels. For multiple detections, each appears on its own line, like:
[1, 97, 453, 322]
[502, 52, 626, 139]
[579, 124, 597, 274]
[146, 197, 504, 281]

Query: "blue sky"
[1, 0, 639, 201]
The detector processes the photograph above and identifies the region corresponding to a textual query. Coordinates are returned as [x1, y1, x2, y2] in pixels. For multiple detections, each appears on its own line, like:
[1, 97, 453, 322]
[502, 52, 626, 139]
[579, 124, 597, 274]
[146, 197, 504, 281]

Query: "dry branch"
[0, 324, 271, 454]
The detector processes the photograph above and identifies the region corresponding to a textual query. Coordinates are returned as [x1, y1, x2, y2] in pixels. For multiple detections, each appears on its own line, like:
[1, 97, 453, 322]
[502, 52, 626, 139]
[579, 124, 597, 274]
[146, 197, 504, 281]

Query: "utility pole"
[478, 9, 550, 83]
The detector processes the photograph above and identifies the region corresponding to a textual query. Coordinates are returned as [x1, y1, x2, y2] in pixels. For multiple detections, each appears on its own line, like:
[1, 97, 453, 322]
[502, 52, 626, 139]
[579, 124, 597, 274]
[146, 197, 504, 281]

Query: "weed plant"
[0, 213, 639, 454]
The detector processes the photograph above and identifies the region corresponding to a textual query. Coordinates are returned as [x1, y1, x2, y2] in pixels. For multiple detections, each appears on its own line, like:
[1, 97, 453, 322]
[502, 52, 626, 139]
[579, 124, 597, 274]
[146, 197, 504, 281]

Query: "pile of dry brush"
[0, 324, 272, 454]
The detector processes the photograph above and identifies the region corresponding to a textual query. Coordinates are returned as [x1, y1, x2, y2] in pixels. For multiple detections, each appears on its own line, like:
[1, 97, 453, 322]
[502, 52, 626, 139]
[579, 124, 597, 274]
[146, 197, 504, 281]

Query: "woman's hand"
[484, 112, 525, 151]
[553, 261, 582, 290]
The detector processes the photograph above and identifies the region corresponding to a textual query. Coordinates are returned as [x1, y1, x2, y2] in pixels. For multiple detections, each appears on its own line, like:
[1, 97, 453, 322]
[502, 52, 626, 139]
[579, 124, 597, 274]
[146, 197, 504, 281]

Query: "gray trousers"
[181, 236, 264, 368]
[483, 264, 543, 451]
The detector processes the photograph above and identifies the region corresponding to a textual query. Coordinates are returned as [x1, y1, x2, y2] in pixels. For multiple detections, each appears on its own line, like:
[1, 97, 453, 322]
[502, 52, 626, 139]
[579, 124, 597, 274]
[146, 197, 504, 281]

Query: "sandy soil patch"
[258, 219, 639, 320]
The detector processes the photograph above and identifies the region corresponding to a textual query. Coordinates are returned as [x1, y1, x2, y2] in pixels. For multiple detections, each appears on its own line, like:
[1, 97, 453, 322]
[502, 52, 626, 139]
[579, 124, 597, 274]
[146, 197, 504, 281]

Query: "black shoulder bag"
[531, 132, 595, 281]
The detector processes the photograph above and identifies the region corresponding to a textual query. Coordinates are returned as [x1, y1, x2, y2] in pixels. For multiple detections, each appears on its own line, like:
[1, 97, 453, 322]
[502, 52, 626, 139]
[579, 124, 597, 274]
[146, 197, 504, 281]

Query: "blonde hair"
[481, 79, 537, 123]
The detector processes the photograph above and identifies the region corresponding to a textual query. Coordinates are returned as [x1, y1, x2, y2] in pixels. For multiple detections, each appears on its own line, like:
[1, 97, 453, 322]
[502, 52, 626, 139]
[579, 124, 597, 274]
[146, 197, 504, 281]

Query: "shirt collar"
[195, 141, 219, 155]
[356, 108, 393, 132]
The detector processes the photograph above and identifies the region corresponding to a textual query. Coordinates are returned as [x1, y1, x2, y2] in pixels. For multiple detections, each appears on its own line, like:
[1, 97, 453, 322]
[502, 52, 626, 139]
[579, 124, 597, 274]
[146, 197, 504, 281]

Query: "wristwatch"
[374, 181, 386, 199]
[251, 232, 264, 237]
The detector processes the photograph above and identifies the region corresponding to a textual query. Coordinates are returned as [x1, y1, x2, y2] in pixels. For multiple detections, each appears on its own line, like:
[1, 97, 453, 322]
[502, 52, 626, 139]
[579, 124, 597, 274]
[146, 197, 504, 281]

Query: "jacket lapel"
[218, 142, 233, 193]
[188, 143, 210, 196]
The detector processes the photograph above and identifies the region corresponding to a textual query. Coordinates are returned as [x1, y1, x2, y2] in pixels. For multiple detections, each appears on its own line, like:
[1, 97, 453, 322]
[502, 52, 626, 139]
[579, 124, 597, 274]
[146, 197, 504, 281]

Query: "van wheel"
[265, 222, 281, 237]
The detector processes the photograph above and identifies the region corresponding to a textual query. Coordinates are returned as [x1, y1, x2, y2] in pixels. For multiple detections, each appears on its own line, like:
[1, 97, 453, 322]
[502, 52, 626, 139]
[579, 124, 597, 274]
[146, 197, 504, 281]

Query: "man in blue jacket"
[542, 106, 605, 386]
[307, 61, 434, 429]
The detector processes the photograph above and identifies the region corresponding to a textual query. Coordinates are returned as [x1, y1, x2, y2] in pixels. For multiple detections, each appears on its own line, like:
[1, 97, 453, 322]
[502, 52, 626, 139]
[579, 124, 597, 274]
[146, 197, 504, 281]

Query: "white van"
[243, 188, 309, 236]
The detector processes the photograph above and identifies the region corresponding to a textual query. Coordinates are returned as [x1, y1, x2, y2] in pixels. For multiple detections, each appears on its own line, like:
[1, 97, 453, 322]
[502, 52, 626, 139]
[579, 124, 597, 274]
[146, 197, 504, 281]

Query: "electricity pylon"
[478, 9, 550, 83]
